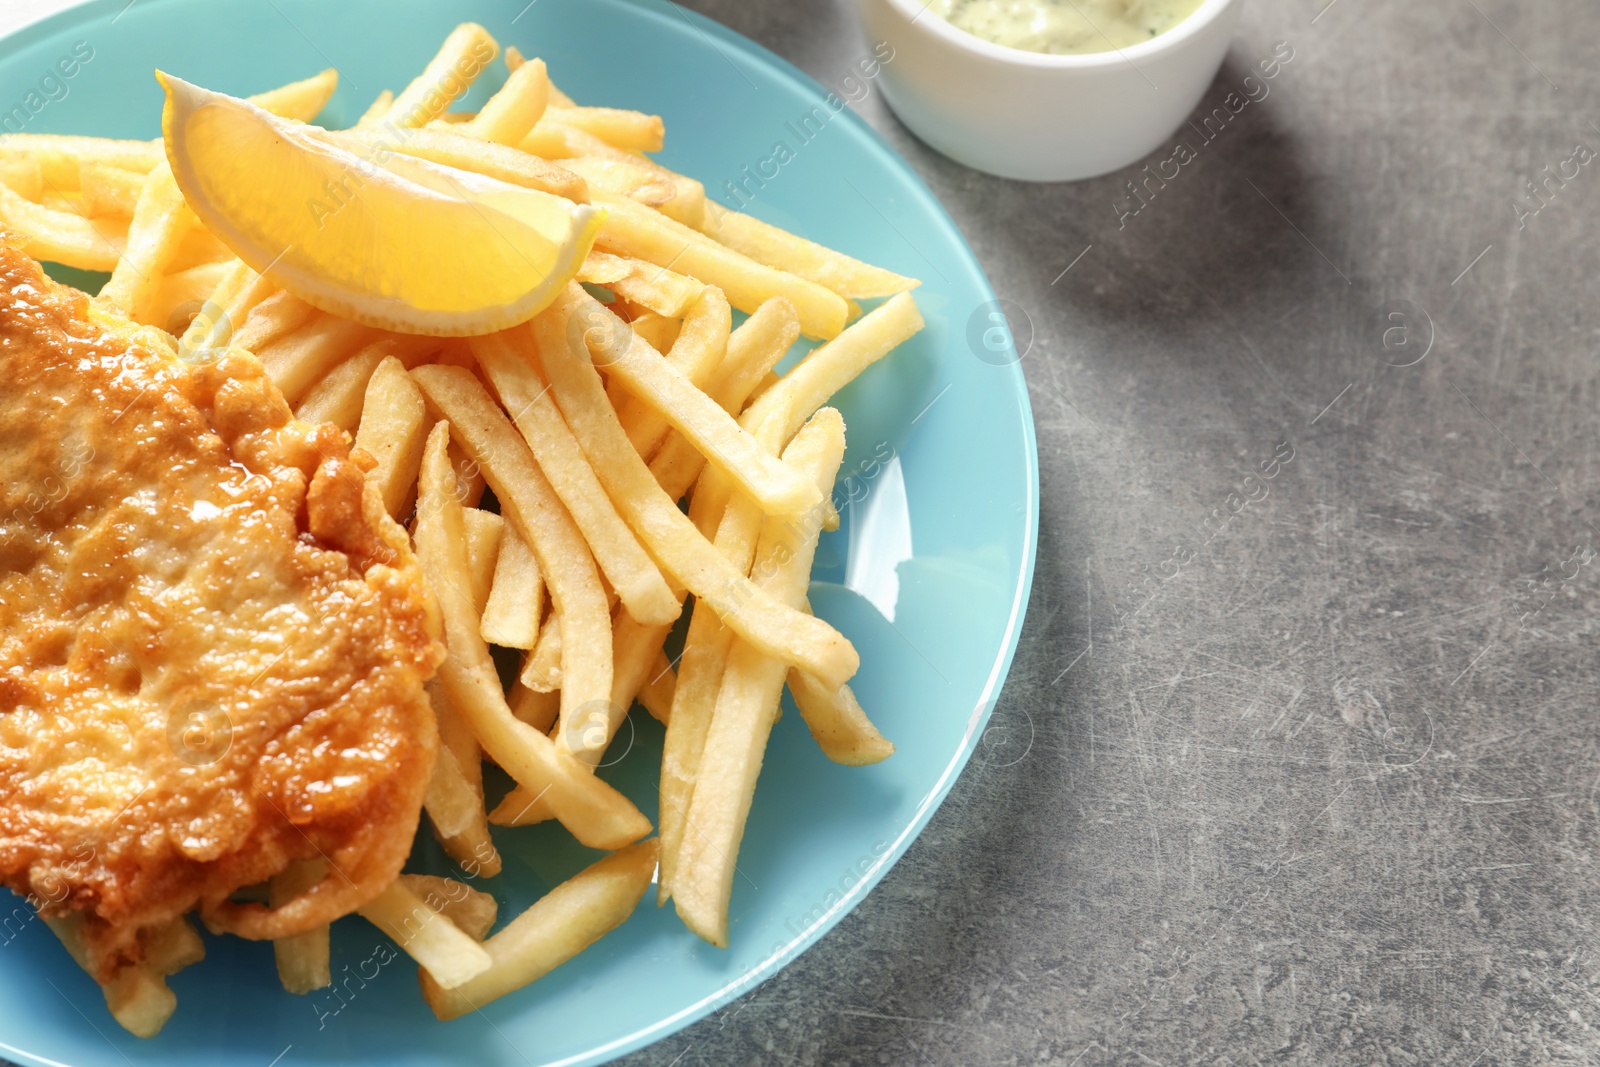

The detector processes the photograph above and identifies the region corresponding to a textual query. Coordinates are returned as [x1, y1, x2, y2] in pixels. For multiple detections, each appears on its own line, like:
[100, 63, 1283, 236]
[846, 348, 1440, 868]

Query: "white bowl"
[856, 0, 1246, 182]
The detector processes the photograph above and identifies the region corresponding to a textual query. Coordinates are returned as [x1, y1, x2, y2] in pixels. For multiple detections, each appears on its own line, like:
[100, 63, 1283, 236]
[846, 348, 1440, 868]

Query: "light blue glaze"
[0, 1, 1038, 1063]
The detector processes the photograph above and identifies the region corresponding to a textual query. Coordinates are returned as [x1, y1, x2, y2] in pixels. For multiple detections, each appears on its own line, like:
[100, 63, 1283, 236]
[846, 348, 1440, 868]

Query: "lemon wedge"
[158, 72, 602, 336]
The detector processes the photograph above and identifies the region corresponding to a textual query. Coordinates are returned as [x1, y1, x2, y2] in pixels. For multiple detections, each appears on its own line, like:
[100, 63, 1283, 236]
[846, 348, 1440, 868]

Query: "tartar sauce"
[927, 0, 1205, 55]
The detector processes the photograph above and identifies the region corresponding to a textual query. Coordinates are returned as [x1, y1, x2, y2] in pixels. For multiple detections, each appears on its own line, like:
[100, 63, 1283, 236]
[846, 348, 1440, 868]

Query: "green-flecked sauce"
[927, 0, 1206, 55]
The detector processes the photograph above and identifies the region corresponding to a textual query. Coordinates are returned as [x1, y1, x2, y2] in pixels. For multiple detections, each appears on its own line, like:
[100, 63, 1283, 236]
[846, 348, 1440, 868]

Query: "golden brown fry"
[230, 288, 316, 354]
[399, 875, 499, 941]
[533, 290, 858, 691]
[471, 329, 679, 626]
[638, 651, 676, 724]
[354, 355, 429, 518]
[271, 860, 332, 994]
[420, 839, 658, 1020]
[509, 679, 560, 733]
[541, 106, 664, 152]
[356, 878, 492, 990]
[561, 156, 678, 212]
[693, 291, 924, 539]
[787, 661, 893, 766]
[0, 134, 162, 187]
[147, 260, 228, 333]
[97, 163, 193, 323]
[593, 192, 845, 338]
[357, 89, 394, 127]
[294, 335, 436, 432]
[424, 680, 501, 878]
[625, 309, 680, 354]
[698, 201, 919, 300]
[256, 311, 379, 402]
[616, 286, 728, 459]
[602, 254, 705, 318]
[387, 23, 499, 128]
[673, 409, 847, 944]
[251, 68, 339, 122]
[576, 249, 632, 287]
[78, 163, 145, 218]
[649, 296, 800, 500]
[565, 288, 820, 516]
[463, 508, 505, 614]
[505, 46, 578, 107]
[463, 57, 549, 145]
[520, 612, 562, 692]
[481, 523, 545, 649]
[330, 126, 588, 203]
[0, 180, 125, 269]
[415, 422, 647, 849]
[410, 366, 617, 746]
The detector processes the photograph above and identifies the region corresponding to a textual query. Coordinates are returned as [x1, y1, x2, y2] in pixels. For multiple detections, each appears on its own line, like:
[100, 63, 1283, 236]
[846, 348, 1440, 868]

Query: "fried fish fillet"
[0, 236, 443, 986]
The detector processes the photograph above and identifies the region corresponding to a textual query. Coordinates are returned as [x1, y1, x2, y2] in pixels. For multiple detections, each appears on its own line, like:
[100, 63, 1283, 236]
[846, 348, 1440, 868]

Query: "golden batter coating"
[0, 236, 443, 983]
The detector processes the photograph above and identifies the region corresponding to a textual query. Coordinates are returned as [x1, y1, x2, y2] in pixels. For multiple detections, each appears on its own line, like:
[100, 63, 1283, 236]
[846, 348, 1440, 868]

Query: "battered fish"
[0, 236, 443, 988]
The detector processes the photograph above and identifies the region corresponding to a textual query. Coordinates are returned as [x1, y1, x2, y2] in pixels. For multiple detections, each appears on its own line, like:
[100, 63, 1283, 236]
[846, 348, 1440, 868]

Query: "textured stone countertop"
[2, 0, 1596, 1064]
[622, 2, 1600, 1064]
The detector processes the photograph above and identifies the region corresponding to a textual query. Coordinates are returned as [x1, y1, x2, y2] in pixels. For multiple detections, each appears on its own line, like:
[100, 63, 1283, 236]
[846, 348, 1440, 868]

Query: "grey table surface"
[621, 2, 1600, 1065]
[1, 1, 1596, 1065]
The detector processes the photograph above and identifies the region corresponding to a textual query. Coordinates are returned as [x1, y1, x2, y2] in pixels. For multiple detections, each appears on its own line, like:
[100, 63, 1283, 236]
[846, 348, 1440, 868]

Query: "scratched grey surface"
[617, 1, 1600, 1065]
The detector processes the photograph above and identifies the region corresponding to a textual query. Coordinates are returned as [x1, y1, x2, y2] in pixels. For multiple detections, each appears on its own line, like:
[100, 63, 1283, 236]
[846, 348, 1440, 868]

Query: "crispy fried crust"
[0, 236, 443, 982]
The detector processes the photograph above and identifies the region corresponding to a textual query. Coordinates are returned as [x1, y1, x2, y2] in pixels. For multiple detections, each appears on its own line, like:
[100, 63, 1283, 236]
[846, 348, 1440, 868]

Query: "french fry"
[533, 292, 858, 691]
[650, 296, 800, 500]
[561, 156, 678, 213]
[564, 288, 821, 516]
[624, 309, 680, 354]
[509, 679, 560, 733]
[357, 89, 394, 127]
[0, 155, 41, 200]
[505, 45, 578, 107]
[387, 22, 499, 128]
[518, 123, 704, 226]
[230, 288, 316, 354]
[251, 68, 339, 122]
[470, 329, 679, 626]
[0, 134, 162, 187]
[297, 335, 436, 432]
[692, 291, 924, 539]
[481, 523, 545, 649]
[0, 180, 125, 269]
[463, 508, 505, 614]
[424, 680, 501, 878]
[148, 260, 228, 332]
[462, 56, 549, 145]
[330, 126, 588, 204]
[541, 107, 663, 152]
[616, 286, 729, 458]
[255, 310, 379, 402]
[602, 253, 706, 318]
[421, 839, 658, 1020]
[673, 409, 847, 944]
[271, 859, 332, 994]
[593, 192, 845, 338]
[97, 163, 195, 323]
[637, 651, 676, 724]
[698, 201, 919, 300]
[520, 612, 562, 691]
[399, 875, 499, 940]
[450, 438, 487, 508]
[576, 249, 633, 287]
[411, 390, 646, 850]
[43, 913, 194, 1038]
[353, 355, 428, 518]
[356, 878, 493, 990]
[787, 650, 893, 766]
[78, 163, 145, 218]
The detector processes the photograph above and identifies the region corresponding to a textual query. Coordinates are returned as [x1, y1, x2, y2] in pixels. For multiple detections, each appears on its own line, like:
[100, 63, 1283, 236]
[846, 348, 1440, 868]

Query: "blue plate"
[0, 1, 1037, 1064]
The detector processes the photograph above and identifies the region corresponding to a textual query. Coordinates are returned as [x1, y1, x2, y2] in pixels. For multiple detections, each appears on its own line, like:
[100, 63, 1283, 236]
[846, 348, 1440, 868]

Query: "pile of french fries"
[0, 23, 922, 1035]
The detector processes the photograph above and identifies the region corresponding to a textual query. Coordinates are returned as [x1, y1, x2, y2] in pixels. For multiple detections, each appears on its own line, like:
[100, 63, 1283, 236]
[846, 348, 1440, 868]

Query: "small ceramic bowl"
[856, 0, 1246, 182]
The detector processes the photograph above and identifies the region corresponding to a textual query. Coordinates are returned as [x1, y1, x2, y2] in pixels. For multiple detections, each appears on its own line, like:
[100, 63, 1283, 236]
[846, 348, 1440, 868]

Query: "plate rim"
[0, 1, 1041, 1064]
